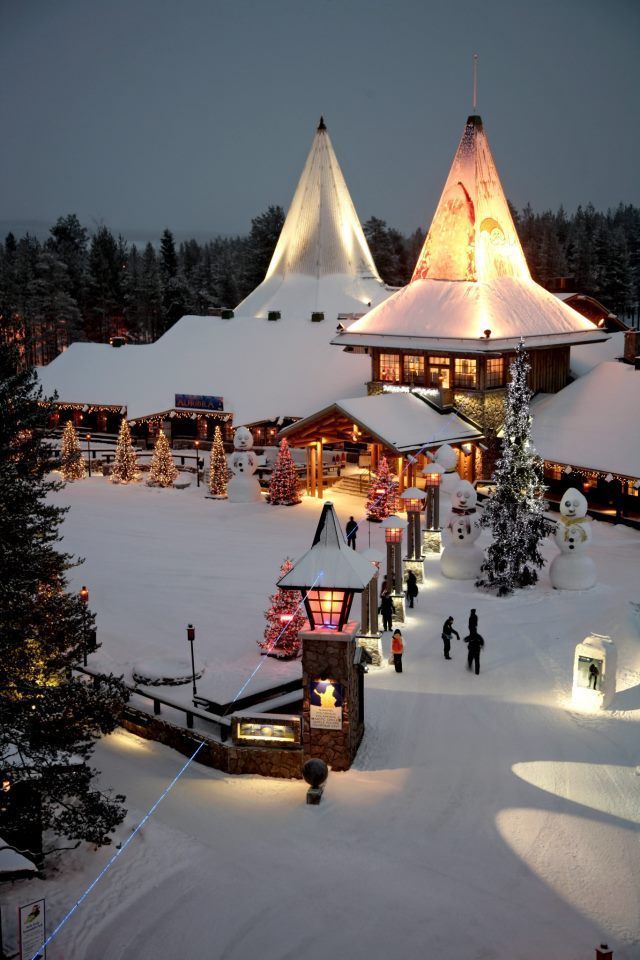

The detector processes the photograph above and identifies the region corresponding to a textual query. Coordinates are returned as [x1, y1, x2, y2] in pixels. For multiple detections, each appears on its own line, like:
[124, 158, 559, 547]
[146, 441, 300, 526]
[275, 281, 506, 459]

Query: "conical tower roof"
[236, 118, 390, 321]
[333, 114, 603, 352]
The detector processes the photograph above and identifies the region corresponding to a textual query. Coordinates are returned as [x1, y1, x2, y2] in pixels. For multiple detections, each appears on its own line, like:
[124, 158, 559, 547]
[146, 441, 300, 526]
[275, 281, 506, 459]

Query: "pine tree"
[147, 430, 177, 487]
[477, 341, 553, 596]
[0, 343, 127, 857]
[259, 558, 306, 658]
[268, 439, 301, 505]
[60, 420, 85, 481]
[111, 419, 139, 484]
[366, 456, 398, 521]
[208, 425, 228, 498]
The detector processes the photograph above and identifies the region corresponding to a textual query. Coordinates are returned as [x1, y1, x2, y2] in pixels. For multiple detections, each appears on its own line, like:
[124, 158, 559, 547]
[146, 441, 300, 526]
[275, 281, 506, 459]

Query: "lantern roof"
[400, 486, 426, 500]
[381, 514, 408, 530]
[277, 502, 374, 591]
[422, 462, 446, 476]
[332, 114, 606, 352]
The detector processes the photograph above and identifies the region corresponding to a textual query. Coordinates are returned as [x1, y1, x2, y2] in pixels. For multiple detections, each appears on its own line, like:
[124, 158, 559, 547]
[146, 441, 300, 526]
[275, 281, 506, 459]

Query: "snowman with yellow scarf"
[550, 487, 596, 590]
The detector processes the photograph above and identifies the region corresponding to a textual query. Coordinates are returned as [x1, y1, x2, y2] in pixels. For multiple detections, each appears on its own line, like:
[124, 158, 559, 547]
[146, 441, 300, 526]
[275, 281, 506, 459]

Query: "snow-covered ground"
[2, 475, 640, 959]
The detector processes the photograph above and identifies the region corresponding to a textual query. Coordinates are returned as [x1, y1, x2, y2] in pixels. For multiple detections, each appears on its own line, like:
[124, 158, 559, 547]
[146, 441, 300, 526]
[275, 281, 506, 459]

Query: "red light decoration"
[384, 525, 403, 544]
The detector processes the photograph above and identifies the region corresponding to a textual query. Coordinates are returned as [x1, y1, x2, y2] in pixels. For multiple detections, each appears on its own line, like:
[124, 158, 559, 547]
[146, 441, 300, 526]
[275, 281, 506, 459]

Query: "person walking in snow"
[468, 608, 478, 634]
[441, 616, 459, 660]
[379, 592, 394, 633]
[464, 628, 484, 675]
[391, 629, 404, 673]
[345, 516, 358, 550]
[406, 570, 418, 609]
[588, 661, 599, 689]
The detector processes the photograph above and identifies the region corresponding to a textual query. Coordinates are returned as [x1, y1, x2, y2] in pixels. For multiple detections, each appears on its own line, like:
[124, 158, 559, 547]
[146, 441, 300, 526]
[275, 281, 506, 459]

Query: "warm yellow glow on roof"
[412, 115, 530, 284]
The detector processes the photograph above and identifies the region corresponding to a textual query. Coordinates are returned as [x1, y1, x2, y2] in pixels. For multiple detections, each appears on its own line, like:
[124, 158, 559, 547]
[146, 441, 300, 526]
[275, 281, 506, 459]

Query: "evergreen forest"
[1, 201, 638, 367]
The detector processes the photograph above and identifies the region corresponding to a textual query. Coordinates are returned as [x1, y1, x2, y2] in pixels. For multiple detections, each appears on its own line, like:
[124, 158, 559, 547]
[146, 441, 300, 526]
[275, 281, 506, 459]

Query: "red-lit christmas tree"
[259, 558, 306, 658]
[147, 430, 177, 487]
[268, 438, 301, 505]
[208, 425, 228, 498]
[366, 456, 398, 521]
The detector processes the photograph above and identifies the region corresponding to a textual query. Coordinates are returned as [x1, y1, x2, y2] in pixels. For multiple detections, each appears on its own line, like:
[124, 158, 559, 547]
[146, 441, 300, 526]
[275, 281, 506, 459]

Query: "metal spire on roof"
[317, 115, 327, 131]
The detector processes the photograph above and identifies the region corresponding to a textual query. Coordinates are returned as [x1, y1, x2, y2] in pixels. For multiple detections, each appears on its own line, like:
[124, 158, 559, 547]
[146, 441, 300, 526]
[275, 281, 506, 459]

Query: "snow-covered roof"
[281, 392, 481, 452]
[278, 502, 374, 590]
[235, 118, 391, 321]
[531, 361, 640, 478]
[0, 838, 37, 876]
[332, 114, 604, 352]
[570, 331, 626, 378]
[37, 313, 373, 426]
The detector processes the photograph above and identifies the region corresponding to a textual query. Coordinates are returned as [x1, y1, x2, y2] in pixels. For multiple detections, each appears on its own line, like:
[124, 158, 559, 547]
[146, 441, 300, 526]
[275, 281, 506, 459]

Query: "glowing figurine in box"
[572, 634, 616, 709]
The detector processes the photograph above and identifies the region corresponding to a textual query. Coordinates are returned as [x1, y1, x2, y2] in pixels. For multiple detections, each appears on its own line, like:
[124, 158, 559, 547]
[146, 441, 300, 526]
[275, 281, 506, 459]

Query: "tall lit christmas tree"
[366, 456, 398, 521]
[259, 558, 306, 658]
[477, 341, 552, 596]
[60, 420, 85, 481]
[268, 438, 301, 505]
[208, 425, 228, 498]
[111, 418, 139, 484]
[147, 430, 177, 487]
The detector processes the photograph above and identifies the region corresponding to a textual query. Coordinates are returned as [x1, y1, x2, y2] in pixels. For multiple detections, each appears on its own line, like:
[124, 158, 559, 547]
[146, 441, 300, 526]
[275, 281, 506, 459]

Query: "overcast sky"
[1, 0, 638, 241]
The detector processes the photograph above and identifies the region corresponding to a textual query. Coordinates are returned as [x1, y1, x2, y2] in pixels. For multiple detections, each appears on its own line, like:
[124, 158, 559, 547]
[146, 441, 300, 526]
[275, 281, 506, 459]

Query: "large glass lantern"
[382, 514, 407, 543]
[400, 487, 426, 514]
[305, 588, 354, 631]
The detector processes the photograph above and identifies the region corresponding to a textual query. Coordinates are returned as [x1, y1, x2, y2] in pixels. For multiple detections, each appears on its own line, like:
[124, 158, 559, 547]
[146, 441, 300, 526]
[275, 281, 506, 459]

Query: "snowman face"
[560, 488, 587, 519]
[452, 480, 477, 511]
[234, 427, 254, 451]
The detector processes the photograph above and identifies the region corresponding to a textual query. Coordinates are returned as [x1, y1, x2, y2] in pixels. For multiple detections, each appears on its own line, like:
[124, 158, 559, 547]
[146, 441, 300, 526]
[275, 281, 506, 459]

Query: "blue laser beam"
[29, 739, 206, 960]
[225, 571, 324, 710]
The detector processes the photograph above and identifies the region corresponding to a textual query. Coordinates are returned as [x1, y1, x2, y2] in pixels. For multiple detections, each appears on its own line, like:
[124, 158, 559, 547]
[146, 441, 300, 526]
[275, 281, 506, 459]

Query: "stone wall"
[121, 707, 303, 779]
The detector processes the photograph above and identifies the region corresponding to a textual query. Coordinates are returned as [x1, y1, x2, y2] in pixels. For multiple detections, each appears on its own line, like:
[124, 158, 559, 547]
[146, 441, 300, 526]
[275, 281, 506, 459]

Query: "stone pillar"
[301, 621, 364, 772]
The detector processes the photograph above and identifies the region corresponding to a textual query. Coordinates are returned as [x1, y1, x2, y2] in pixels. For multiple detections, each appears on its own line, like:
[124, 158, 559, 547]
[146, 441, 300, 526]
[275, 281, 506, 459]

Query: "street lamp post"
[86, 434, 92, 477]
[194, 441, 200, 488]
[187, 624, 198, 698]
[79, 585, 89, 666]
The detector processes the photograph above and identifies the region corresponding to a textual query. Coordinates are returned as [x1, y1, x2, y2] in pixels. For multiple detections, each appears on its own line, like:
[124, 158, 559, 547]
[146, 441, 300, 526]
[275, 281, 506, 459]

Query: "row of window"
[378, 354, 504, 389]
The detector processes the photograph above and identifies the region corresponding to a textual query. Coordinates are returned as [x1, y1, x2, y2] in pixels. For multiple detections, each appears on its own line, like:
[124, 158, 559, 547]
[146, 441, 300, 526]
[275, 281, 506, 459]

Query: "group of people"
[385, 609, 485, 676]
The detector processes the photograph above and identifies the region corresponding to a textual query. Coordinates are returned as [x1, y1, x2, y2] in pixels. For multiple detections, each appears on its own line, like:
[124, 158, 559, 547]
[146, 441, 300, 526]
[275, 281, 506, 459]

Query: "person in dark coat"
[464, 628, 484, 675]
[469, 608, 478, 634]
[379, 592, 394, 632]
[391, 629, 404, 673]
[406, 570, 418, 608]
[345, 516, 358, 550]
[441, 616, 459, 660]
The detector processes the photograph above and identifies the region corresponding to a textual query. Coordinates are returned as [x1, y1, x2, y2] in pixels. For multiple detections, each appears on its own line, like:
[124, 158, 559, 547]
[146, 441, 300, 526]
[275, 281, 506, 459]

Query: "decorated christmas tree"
[147, 430, 177, 487]
[208, 425, 228, 498]
[0, 344, 128, 857]
[366, 456, 398, 521]
[60, 420, 85, 481]
[477, 341, 553, 596]
[259, 558, 306, 658]
[268, 438, 301, 505]
[111, 418, 139, 484]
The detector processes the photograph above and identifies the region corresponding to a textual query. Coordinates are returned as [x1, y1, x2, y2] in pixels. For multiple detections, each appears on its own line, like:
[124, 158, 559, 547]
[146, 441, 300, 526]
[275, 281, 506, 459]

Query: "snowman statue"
[435, 443, 461, 496]
[549, 487, 596, 590]
[227, 426, 262, 503]
[440, 479, 483, 580]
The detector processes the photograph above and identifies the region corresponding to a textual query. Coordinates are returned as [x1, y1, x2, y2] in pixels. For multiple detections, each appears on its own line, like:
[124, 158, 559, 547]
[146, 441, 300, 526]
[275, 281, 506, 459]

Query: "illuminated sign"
[310, 679, 343, 730]
[19, 898, 46, 960]
[174, 394, 224, 412]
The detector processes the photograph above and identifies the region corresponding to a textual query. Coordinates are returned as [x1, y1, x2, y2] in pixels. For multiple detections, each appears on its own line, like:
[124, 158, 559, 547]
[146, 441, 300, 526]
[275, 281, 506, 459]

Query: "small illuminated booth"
[422, 462, 445, 554]
[572, 634, 617, 710]
[400, 487, 426, 584]
[358, 548, 385, 665]
[278, 502, 375, 770]
[381, 514, 407, 623]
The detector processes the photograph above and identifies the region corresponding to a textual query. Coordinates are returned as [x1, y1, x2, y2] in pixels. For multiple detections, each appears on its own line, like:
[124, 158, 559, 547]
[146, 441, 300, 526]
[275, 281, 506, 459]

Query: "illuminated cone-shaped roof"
[333, 114, 601, 351]
[236, 118, 389, 321]
[412, 115, 530, 284]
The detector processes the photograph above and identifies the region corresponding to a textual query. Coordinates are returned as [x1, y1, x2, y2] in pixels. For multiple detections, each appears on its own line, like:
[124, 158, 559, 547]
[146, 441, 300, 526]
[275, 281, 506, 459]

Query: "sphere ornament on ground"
[303, 758, 329, 788]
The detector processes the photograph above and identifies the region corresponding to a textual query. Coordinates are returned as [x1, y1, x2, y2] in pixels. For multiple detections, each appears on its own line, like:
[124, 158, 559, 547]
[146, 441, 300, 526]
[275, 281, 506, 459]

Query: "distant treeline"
[1, 202, 639, 367]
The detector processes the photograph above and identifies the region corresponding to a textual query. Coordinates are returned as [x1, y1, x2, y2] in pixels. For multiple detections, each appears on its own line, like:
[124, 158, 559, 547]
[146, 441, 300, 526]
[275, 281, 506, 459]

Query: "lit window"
[403, 354, 424, 382]
[428, 357, 450, 389]
[454, 358, 477, 388]
[379, 353, 400, 382]
[485, 357, 504, 388]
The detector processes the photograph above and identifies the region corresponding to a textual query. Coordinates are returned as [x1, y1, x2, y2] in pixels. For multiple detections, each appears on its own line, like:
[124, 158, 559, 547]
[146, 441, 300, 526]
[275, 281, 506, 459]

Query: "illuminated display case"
[232, 713, 302, 749]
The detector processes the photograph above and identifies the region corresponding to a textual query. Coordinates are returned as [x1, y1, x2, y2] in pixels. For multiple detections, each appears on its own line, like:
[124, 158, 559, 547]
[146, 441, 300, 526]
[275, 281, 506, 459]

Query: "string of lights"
[29, 740, 206, 960]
